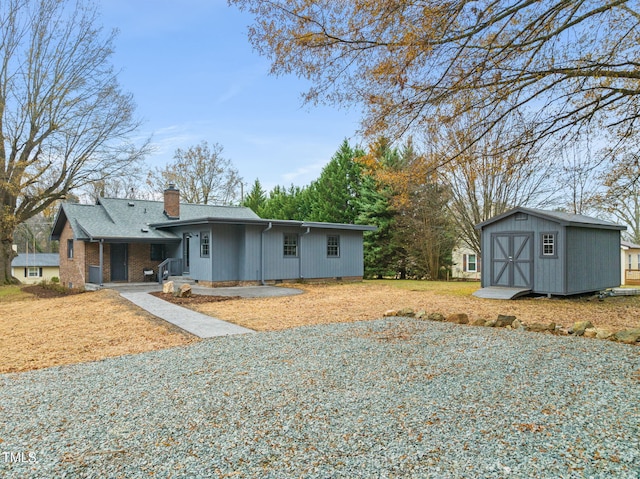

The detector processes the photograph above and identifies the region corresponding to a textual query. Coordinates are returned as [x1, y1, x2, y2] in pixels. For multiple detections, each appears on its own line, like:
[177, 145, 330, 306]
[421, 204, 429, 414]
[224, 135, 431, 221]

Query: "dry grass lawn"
[0, 288, 196, 374]
[190, 280, 640, 333]
[2, 280, 639, 374]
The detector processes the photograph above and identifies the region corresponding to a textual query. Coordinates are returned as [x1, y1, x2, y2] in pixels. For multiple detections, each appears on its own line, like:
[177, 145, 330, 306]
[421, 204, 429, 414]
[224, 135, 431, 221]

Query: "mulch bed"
[22, 284, 85, 299]
[149, 291, 242, 305]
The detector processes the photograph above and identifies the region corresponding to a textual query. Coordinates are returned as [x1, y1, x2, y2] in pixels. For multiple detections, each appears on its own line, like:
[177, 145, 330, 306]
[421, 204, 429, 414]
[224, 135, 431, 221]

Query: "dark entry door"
[182, 233, 190, 274]
[111, 243, 128, 281]
[491, 233, 533, 288]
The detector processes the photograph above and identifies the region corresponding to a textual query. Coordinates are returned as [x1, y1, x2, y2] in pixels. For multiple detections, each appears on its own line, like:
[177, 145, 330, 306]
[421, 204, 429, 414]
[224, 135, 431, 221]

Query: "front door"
[183, 233, 190, 274]
[111, 243, 128, 282]
[491, 233, 533, 288]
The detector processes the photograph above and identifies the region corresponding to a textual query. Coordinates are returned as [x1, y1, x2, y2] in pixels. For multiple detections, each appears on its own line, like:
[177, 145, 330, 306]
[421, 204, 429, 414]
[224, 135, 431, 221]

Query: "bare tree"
[0, 0, 146, 283]
[148, 141, 242, 205]
[231, 0, 640, 159]
[432, 113, 557, 254]
[593, 152, 640, 243]
[555, 137, 605, 216]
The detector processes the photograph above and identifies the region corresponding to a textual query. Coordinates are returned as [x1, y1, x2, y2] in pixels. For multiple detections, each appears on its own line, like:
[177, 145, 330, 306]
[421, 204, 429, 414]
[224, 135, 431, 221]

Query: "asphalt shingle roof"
[11, 253, 60, 267]
[476, 207, 626, 230]
[52, 197, 262, 242]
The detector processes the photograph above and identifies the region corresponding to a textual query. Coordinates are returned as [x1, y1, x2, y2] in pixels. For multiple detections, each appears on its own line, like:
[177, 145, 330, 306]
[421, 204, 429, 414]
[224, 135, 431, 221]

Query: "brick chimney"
[163, 184, 180, 219]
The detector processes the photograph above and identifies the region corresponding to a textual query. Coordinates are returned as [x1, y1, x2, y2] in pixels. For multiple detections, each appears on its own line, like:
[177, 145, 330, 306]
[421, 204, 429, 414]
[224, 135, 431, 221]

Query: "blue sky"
[98, 0, 363, 192]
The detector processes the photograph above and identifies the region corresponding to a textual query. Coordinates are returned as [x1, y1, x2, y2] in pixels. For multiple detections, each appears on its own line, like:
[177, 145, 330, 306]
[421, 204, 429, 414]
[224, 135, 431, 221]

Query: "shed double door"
[490, 233, 533, 288]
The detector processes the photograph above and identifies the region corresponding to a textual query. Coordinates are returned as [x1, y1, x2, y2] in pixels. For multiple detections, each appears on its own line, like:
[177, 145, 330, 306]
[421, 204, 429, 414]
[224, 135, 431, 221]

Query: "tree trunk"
[0, 233, 18, 285]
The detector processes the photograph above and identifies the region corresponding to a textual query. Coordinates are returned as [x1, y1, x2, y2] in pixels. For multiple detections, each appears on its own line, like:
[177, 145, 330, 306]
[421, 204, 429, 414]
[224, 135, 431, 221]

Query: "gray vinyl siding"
[481, 214, 564, 292]
[565, 227, 621, 293]
[480, 210, 622, 295]
[240, 225, 263, 281]
[300, 230, 364, 278]
[211, 224, 242, 281]
[262, 227, 300, 280]
[171, 223, 368, 283]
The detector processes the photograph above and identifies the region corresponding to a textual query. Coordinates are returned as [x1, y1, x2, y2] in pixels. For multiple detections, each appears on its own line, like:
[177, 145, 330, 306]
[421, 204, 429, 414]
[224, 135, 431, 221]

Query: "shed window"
[542, 233, 556, 256]
[515, 212, 528, 221]
[327, 235, 340, 257]
[200, 232, 210, 258]
[283, 234, 298, 257]
[67, 239, 74, 259]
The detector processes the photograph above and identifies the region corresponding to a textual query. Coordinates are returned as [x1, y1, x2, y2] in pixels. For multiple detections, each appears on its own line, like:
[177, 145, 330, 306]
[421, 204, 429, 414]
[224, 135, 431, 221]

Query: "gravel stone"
[1, 319, 639, 478]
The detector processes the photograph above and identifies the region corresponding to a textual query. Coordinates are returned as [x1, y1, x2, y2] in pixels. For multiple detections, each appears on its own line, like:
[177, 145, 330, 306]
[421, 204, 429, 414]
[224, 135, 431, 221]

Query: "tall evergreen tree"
[242, 179, 267, 216]
[260, 184, 310, 220]
[306, 139, 365, 224]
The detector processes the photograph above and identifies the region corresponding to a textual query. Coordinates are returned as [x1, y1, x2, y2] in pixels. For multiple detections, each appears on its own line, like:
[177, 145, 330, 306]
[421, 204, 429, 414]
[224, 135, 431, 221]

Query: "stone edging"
[382, 309, 640, 345]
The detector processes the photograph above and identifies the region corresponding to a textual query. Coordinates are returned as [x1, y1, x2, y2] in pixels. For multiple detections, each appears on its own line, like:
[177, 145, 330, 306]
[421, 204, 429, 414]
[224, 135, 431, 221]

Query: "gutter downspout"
[260, 222, 272, 285]
[99, 239, 104, 286]
[299, 226, 311, 280]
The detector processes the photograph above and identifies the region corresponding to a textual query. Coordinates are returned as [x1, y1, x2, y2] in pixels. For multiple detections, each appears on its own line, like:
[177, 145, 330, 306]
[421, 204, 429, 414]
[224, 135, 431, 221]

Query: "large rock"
[495, 315, 517, 327]
[569, 321, 594, 336]
[596, 329, 614, 340]
[398, 308, 415, 318]
[471, 318, 487, 326]
[446, 313, 469, 325]
[512, 319, 526, 331]
[162, 281, 174, 294]
[427, 313, 445, 322]
[613, 328, 640, 344]
[177, 284, 192, 298]
[383, 310, 398, 317]
[528, 322, 556, 333]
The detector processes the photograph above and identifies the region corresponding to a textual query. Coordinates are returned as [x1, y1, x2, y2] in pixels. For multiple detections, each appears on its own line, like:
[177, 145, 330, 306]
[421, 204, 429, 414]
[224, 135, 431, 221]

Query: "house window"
[629, 254, 633, 271]
[327, 235, 340, 257]
[465, 254, 477, 272]
[27, 267, 41, 278]
[542, 233, 556, 256]
[150, 244, 167, 261]
[67, 239, 74, 259]
[200, 232, 210, 257]
[283, 234, 298, 257]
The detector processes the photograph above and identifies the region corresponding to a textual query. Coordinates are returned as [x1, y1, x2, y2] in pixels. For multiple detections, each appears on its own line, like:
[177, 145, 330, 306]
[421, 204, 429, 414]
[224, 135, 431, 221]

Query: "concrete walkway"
[113, 283, 302, 338]
[120, 291, 255, 338]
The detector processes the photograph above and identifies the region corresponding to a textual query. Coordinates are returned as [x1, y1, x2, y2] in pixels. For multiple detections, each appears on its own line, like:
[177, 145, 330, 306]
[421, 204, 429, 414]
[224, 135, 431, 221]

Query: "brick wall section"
[58, 223, 163, 285]
[128, 243, 163, 282]
[86, 242, 162, 283]
[84, 242, 111, 283]
[58, 221, 86, 288]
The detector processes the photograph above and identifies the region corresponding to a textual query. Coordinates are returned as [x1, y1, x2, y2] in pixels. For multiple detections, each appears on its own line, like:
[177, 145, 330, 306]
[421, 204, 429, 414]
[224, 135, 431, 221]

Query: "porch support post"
[99, 240, 104, 286]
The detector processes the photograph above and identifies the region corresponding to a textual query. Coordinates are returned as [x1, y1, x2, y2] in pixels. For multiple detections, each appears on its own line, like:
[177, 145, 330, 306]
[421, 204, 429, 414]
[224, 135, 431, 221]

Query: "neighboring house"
[451, 243, 481, 281]
[474, 207, 625, 296]
[620, 240, 640, 286]
[11, 253, 60, 284]
[50, 185, 376, 288]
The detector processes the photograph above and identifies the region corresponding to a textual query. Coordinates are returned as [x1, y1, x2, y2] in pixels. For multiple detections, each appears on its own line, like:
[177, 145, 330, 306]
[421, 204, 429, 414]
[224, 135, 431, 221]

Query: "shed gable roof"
[475, 207, 626, 231]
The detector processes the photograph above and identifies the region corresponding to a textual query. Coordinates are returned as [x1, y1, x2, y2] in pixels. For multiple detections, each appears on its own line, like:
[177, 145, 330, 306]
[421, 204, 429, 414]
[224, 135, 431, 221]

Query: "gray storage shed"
[475, 207, 626, 296]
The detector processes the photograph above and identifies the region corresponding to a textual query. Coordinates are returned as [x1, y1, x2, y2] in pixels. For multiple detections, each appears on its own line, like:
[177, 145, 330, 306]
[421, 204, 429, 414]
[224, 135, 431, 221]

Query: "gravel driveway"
[1, 319, 639, 478]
